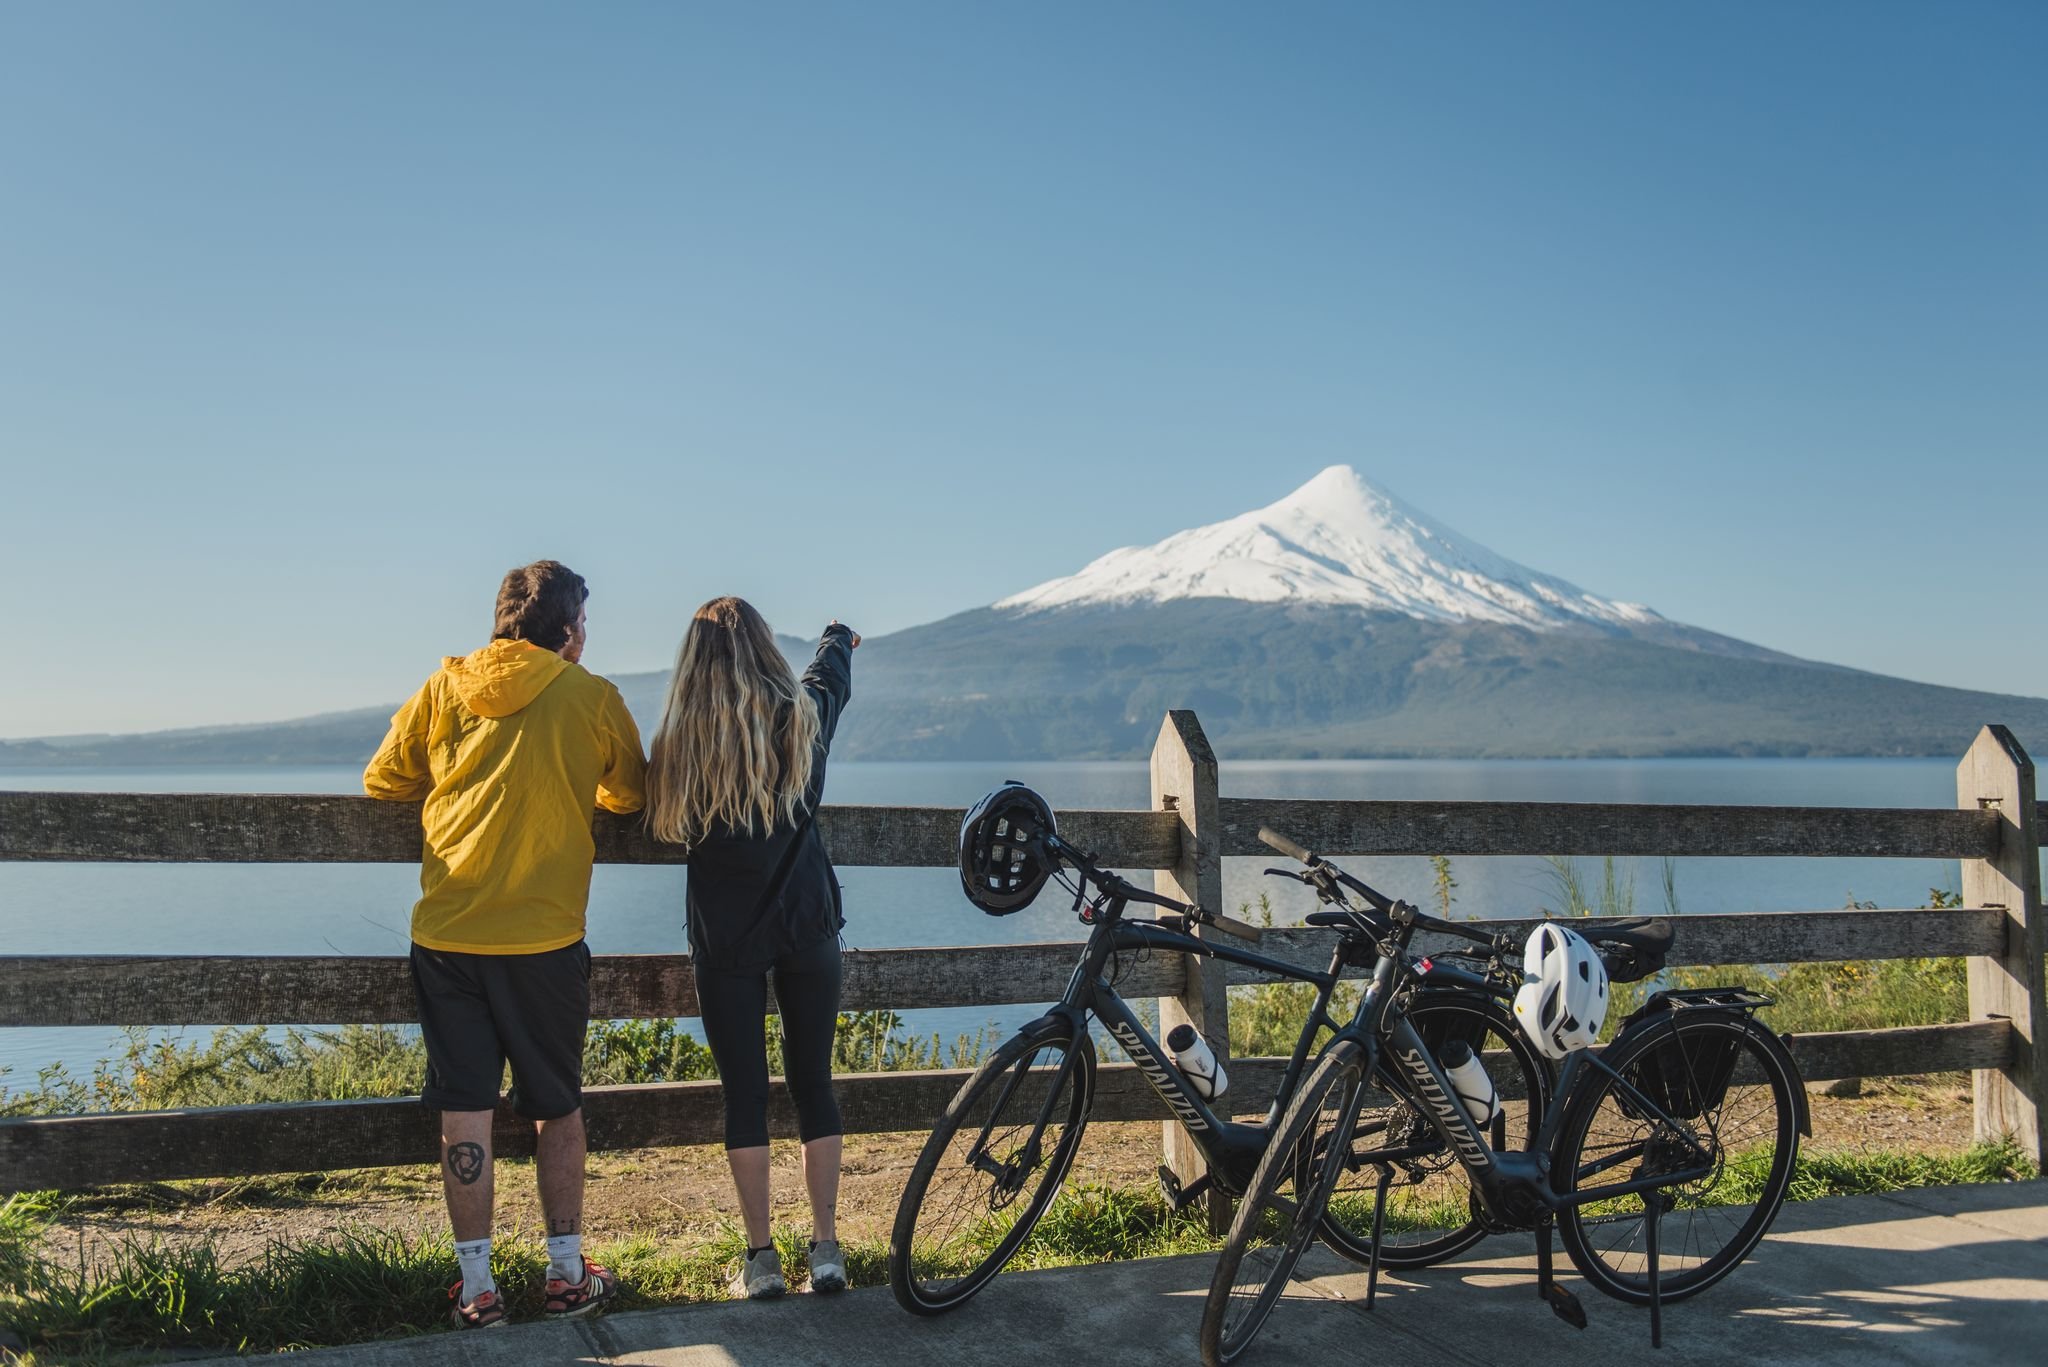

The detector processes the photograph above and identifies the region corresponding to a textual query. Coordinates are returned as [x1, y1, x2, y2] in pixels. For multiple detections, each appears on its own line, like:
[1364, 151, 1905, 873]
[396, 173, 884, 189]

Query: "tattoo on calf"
[548, 1218, 580, 1236]
[447, 1141, 486, 1186]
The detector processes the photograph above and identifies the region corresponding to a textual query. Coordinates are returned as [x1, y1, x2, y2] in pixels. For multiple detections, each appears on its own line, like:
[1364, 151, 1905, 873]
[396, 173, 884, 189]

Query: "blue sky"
[3, 2, 2042, 736]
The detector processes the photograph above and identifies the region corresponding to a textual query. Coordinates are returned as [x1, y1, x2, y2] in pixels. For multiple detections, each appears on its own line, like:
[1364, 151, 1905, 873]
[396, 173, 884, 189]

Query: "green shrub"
[2, 1011, 1003, 1118]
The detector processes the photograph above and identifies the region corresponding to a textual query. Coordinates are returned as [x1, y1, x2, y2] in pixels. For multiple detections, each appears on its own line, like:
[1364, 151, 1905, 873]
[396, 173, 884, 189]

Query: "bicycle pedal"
[1541, 1285, 1588, 1331]
[1156, 1166, 1212, 1213]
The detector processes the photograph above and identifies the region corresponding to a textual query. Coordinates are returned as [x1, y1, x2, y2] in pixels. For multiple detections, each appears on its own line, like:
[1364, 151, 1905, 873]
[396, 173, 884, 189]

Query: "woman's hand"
[829, 619, 861, 649]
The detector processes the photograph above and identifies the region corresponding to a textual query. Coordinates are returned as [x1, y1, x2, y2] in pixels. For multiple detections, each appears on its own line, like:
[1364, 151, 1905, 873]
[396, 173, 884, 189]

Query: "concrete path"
[193, 1181, 2048, 1366]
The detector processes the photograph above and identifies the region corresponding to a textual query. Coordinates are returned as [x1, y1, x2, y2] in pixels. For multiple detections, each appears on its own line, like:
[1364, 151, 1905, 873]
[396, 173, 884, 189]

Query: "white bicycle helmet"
[1513, 922, 1610, 1060]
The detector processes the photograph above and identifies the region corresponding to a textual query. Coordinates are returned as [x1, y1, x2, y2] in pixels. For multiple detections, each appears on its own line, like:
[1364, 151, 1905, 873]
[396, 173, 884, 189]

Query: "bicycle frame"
[1348, 956, 1724, 1226]
[1040, 893, 1363, 1199]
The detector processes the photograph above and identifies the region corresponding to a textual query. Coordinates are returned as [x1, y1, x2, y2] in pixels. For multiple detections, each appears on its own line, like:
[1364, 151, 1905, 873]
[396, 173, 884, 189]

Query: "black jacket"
[683, 625, 854, 973]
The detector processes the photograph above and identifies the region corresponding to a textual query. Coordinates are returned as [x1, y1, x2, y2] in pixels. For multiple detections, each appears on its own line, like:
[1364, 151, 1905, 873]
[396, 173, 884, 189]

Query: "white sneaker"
[807, 1239, 847, 1293]
[732, 1246, 786, 1300]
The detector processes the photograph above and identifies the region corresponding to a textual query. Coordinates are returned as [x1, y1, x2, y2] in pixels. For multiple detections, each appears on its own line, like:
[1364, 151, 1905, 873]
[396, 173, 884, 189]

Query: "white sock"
[547, 1233, 584, 1283]
[455, 1237, 495, 1298]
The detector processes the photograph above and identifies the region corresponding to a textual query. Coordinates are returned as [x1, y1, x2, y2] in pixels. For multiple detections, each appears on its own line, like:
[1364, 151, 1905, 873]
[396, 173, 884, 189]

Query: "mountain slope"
[814, 601, 2048, 760]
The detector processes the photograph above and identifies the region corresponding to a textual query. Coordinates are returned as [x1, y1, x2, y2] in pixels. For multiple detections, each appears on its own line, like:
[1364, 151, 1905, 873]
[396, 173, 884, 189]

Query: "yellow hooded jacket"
[364, 639, 647, 954]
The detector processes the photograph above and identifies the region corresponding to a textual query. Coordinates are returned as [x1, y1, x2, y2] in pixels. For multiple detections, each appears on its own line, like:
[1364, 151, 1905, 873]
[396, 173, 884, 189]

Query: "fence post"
[1956, 724, 2045, 1166]
[1152, 709, 1230, 1232]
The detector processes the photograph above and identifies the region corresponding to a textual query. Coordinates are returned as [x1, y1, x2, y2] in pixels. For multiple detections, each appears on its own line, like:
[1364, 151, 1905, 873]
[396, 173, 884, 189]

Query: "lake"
[0, 757, 1984, 1087]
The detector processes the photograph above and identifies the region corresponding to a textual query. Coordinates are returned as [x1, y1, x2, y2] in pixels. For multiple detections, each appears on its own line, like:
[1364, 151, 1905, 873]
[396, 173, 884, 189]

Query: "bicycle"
[1259, 848, 1561, 1273]
[1202, 830, 1807, 1365]
[886, 822, 1543, 1316]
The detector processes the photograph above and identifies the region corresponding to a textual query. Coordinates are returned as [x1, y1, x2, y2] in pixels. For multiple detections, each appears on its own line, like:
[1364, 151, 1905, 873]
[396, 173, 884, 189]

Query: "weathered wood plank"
[0, 945, 1185, 1027]
[1224, 908, 2009, 983]
[1152, 709, 1231, 1231]
[4, 791, 2001, 865]
[0, 793, 1181, 869]
[0, 1058, 1292, 1191]
[0, 1023, 2004, 1191]
[1958, 727, 2045, 1162]
[0, 906, 2003, 1025]
[1785, 1020, 2012, 1082]
[1220, 797, 1996, 860]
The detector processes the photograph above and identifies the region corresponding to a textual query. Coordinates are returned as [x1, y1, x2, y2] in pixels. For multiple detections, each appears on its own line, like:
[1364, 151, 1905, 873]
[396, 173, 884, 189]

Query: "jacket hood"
[442, 639, 571, 719]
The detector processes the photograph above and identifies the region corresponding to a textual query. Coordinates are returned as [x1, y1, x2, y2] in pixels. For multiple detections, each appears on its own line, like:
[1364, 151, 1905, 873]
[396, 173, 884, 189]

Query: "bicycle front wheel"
[888, 1017, 1095, 1315]
[1200, 1038, 1365, 1367]
[1553, 1012, 1802, 1304]
[1318, 993, 1551, 1270]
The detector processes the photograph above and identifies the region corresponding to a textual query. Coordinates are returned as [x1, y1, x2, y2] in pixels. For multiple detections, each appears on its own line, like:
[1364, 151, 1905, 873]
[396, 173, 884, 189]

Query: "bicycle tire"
[1317, 993, 1551, 1270]
[1200, 1038, 1365, 1367]
[1552, 1012, 1801, 1305]
[888, 1016, 1095, 1315]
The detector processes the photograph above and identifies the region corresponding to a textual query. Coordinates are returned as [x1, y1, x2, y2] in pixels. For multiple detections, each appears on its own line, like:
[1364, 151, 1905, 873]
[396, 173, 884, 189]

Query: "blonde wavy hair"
[646, 597, 820, 848]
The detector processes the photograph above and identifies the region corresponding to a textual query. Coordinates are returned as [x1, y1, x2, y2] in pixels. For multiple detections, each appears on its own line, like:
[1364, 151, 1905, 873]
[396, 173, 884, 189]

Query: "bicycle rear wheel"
[888, 1017, 1094, 1315]
[1200, 1039, 1365, 1367]
[1553, 1012, 1801, 1304]
[1318, 993, 1550, 1270]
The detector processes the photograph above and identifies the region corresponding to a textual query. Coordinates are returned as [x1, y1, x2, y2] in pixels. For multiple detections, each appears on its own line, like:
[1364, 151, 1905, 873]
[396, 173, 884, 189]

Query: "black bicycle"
[1202, 831, 1807, 1365]
[886, 827, 1544, 1316]
[1259, 849, 1559, 1273]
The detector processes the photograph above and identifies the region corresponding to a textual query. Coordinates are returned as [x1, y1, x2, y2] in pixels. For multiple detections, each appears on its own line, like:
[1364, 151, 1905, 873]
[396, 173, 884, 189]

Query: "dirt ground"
[29, 1074, 1978, 1273]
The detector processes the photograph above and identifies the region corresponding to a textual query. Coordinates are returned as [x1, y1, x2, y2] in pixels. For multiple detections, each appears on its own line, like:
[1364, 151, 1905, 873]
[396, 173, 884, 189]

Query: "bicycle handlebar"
[1259, 826, 1398, 914]
[1206, 910, 1266, 941]
[1040, 830, 1262, 941]
[1256, 827, 1314, 863]
[1258, 826, 1503, 952]
[1107, 876, 1196, 915]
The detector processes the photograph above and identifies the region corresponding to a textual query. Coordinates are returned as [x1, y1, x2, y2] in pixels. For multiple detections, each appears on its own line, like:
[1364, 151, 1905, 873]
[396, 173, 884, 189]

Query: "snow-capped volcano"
[996, 465, 1665, 633]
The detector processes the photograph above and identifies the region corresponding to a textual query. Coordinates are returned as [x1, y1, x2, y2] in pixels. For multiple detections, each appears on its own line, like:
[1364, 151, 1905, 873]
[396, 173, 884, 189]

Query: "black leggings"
[695, 935, 844, 1150]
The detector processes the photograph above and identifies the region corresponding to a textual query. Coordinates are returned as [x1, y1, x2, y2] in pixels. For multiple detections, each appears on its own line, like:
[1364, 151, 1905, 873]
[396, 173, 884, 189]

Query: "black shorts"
[409, 939, 591, 1120]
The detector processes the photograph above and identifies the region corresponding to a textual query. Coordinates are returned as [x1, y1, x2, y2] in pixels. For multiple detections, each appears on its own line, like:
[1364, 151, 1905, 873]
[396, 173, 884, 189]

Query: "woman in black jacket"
[646, 598, 856, 1299]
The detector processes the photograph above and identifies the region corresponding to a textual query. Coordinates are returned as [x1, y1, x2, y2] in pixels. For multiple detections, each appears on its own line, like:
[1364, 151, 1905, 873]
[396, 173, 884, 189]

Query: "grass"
[1535, 857, 1976, 1037]
[1, 1012, 999, 1119]
[3, 1143, 2035, 1364]
[0, 1184, 1210, 1364]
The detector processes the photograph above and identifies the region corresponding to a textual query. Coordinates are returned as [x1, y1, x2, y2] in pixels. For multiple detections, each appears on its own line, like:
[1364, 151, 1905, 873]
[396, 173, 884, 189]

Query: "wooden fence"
[0, 712, 2041, 1198]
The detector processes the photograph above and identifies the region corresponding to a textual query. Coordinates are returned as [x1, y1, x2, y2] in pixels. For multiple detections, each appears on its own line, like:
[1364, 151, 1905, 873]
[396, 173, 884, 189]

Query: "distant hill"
[759, 602, 2048, 759]
[8, 467, 2046, 765]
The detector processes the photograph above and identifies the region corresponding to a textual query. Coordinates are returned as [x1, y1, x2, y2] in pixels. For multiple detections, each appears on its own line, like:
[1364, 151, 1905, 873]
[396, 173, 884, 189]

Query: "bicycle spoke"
[1319, 1001, 1549, 1272]
[892, 1030, 1090, 1313]
[1557, 1016, 1800, 1305]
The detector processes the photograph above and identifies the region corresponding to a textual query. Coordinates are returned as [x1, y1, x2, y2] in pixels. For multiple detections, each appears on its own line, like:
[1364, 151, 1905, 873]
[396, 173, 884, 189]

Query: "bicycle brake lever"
[1261, 866, 1309, 880]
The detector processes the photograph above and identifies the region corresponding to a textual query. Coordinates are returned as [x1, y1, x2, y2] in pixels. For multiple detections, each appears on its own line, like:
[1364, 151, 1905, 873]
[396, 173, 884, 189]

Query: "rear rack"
[1642, 986, 1776, 1013]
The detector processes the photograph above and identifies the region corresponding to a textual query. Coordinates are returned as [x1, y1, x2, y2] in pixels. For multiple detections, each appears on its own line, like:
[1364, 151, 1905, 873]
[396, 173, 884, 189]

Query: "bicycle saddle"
[1580, 917, 1674, 983]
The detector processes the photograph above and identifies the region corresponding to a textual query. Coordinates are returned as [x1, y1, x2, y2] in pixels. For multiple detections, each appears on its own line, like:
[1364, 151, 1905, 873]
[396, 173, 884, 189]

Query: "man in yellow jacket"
[365, 560, 646, 1329]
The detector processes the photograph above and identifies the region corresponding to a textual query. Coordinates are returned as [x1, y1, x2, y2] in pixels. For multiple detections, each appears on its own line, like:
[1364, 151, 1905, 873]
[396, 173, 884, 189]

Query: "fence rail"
[9, 790, 2045, 866]
[1, 1021, 2017, 1192]
[1, 712, 2042, 1194]
[0, 908, 2005, 1028]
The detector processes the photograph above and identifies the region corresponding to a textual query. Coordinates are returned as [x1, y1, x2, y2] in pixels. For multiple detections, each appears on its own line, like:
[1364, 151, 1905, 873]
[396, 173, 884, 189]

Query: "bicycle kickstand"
[1365, 1164, 1391, 1311]
[1535, 1213, 1587, 1330]
[1646, 1193, 1664, 1349]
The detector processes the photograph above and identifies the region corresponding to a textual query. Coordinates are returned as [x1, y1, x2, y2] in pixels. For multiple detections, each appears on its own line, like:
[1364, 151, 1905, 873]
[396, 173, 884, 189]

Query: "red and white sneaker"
[545, 1257, 620, 1319]
[448, 1281, 508, 1330]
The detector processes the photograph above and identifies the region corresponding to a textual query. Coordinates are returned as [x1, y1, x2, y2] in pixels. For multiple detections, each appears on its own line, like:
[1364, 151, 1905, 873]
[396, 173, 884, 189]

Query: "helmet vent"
[958, 784, 1058, 915]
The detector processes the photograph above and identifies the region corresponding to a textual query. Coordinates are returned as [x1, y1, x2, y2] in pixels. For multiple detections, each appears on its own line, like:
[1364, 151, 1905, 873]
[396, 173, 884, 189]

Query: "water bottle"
[1166, 1023, 1229, 1101]
[1438, 1038, 1499, 1127]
